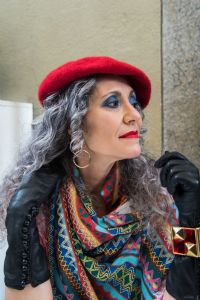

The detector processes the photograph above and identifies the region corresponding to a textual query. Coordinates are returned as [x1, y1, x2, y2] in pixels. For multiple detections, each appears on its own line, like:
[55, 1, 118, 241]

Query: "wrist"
[178, 211, 200, 228]
[166, 255, 199, 299]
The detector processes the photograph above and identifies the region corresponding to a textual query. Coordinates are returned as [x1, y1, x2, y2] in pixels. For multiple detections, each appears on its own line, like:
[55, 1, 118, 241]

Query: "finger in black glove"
[154, 151, 200, 227]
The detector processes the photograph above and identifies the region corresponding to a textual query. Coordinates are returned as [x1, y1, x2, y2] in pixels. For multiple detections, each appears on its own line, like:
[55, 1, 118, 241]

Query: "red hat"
[38, 56, 151, 108]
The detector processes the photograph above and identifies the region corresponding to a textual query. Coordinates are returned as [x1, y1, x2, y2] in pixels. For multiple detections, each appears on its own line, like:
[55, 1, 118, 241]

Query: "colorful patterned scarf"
[44, 159, 177, 300]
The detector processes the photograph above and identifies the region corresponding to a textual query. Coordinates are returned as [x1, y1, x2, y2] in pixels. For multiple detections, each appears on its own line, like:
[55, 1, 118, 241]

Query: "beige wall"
[0, 0, 161, 156]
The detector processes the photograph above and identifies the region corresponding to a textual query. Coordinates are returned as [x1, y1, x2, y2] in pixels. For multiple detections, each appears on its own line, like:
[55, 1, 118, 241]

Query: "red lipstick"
[119, 130, 141, 138]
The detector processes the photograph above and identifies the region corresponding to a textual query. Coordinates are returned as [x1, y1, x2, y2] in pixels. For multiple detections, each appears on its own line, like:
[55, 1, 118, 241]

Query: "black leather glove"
[4, 158, 66, 290]
[154, 151, 200, 300]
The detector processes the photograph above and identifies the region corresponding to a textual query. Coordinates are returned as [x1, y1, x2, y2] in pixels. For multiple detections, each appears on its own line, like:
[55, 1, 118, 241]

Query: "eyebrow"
[101, 89, 136, 99]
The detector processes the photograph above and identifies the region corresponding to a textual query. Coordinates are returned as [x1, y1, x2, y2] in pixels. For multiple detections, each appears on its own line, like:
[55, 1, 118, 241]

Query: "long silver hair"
[0, 76, 174, 243]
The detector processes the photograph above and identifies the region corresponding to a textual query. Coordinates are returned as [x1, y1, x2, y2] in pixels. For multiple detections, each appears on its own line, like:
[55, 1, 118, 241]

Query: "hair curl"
[0, 76, 174, 244]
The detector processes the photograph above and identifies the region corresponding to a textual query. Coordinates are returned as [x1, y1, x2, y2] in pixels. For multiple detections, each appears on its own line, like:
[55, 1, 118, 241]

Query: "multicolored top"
[37, 160, 179, 300]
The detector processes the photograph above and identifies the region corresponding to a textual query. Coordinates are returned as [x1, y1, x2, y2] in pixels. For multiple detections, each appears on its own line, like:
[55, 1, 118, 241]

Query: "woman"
[1, 56, 200, 300]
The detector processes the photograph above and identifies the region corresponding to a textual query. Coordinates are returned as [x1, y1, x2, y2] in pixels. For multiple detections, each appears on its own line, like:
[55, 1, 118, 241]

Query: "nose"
[123, 102, 142, 125]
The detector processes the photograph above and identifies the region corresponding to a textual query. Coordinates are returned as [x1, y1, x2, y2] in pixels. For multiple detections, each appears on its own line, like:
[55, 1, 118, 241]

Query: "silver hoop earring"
[73, 149, 91, 169]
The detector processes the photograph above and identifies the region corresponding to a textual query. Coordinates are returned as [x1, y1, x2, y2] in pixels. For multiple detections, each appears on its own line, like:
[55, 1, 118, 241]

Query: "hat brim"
[38, 56, 151, 108]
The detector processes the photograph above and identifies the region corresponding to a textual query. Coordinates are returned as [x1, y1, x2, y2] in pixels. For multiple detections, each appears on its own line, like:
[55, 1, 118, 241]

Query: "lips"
[119, 130, 140, 138]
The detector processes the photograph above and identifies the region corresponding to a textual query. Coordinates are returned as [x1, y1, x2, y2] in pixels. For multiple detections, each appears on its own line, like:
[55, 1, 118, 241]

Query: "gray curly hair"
[0, 76, 174, 243]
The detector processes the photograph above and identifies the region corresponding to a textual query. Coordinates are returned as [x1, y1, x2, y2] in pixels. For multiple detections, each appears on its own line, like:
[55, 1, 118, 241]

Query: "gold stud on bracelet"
[171, 226, 200, 257]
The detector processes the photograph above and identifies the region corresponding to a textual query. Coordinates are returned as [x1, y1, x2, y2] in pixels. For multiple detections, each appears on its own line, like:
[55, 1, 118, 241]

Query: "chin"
[121, 148, 141, 159]
[126, 146, 141, 159]
[128, 152, 141, 159]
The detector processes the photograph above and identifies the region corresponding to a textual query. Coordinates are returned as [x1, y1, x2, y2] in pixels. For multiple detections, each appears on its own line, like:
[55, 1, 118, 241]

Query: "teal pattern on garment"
[46, 159, 177, 299]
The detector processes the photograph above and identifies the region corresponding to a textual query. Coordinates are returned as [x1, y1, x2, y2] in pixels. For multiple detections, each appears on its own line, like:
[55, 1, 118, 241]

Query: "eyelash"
[103, 95, 144, 118]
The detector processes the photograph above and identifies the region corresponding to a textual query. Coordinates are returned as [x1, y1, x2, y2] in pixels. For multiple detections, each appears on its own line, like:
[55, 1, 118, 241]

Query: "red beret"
[38, 56, 151, 108]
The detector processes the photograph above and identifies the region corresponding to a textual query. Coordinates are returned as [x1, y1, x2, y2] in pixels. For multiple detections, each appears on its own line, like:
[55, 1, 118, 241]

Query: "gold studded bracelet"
[171, 226, 200, 258]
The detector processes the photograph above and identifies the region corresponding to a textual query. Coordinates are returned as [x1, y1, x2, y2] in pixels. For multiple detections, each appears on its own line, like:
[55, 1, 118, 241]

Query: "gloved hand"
[154, 151, 200, 300]
[4, 158, 66, 290]
[154, 151, 200, 227]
